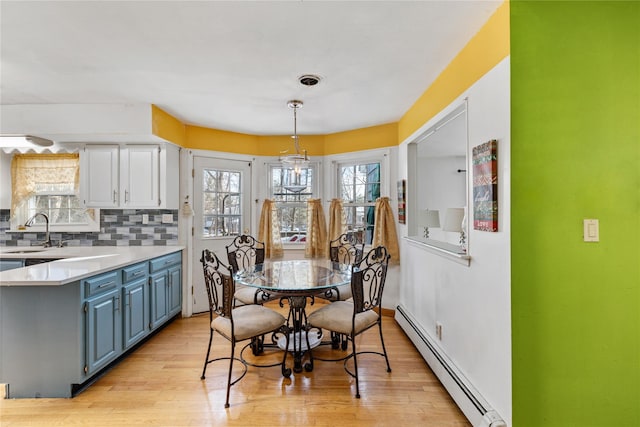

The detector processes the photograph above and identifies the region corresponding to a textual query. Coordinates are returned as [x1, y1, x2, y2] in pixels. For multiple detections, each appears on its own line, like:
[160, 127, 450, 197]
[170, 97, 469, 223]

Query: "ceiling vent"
[298, 74, 321, 87]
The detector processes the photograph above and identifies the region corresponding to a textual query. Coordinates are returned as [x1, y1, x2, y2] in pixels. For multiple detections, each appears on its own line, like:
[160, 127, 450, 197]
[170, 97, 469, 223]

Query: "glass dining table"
[234, 258, 352, 373]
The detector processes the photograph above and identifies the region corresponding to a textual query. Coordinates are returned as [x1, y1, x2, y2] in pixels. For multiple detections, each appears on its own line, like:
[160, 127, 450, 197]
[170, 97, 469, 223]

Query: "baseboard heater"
[395, 305, 507, 427]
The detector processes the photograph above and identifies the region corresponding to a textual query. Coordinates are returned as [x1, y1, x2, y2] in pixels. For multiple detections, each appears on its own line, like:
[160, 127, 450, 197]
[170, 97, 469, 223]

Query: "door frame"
[180, 149, 259, 318]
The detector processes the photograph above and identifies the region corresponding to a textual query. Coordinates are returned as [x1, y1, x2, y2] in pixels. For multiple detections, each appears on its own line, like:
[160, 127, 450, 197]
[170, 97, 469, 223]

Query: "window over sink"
[10, 153, 100, 232]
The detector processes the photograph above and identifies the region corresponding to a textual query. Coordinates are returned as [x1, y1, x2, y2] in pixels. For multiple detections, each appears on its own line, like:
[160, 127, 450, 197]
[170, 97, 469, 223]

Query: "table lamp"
[443, 207, 466, 247]
[420, 209, 440, 238]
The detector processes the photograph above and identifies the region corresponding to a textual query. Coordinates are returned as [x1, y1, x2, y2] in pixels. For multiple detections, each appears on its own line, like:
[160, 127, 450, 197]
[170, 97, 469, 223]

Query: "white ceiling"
[0, 1, 501, 137]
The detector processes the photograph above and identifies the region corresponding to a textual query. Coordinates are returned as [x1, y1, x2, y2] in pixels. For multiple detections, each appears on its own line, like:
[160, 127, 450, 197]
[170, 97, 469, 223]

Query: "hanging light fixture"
[281, 100, 309, 193]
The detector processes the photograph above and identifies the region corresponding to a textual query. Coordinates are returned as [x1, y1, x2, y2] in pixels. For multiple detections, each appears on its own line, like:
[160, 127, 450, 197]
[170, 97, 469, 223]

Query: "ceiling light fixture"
[0, 135, 54, 148]
[281, 100, 309, 193]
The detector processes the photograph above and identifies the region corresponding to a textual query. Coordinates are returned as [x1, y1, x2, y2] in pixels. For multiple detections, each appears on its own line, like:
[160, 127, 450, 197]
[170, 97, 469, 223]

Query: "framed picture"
[397, 179, 406, 224]
[472, 140, 498, 232]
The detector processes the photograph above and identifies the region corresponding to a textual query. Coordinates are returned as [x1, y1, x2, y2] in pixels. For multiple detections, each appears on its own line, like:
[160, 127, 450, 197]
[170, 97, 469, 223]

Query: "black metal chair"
[322, 233, 365, 349]
[200, 249, 291, 408]
[226, 234, 273, 306]
[305, 246, 392, 399]
[324, 233, 365, 301]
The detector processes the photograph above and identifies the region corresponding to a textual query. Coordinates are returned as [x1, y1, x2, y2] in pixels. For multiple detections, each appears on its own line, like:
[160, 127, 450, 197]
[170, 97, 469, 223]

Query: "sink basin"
[56, 254, 118, 262]
[6, 249, 45, 254]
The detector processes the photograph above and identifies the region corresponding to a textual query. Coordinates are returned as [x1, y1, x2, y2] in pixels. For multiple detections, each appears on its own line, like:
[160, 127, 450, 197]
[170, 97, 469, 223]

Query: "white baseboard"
[395, 305, 506, 427]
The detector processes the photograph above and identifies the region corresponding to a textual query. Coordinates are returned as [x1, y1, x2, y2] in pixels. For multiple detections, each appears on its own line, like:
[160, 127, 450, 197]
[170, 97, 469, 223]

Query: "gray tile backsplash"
[0, 209, 179, 247]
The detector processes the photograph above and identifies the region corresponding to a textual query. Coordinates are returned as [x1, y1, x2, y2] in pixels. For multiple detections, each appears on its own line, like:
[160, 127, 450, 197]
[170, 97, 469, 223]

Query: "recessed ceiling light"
[298, 74, 321, 87]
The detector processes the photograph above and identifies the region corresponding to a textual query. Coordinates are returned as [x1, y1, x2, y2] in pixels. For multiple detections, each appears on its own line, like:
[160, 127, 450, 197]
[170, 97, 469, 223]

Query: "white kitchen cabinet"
[80, 143, 179, 209]
[81, 145, 120, 207]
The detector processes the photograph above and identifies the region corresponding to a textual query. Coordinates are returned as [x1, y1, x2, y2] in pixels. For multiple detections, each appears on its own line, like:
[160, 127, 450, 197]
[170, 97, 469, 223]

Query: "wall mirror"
[407, 103, 468, 254]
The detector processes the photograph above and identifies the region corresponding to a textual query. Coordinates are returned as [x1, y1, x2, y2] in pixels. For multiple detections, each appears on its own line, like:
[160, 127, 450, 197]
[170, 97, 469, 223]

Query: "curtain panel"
[305, 198, 328, 258]
[328, 198, 346, 244]
[10, 153, 80, 216]
[373, 196, 400, 264]
[258, 199, 283, 258]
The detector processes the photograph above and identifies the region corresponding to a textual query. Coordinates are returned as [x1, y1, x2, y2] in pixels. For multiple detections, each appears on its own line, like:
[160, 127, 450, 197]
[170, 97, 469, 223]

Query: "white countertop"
[0, 246, 184, 287]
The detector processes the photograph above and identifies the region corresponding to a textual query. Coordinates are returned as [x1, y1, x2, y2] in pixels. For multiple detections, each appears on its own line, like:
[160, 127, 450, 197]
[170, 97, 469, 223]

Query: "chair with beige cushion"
[200, 249, 291, 408]
[226, 234, 274, 306]
[305, 246, 392, 398]
[322, 233, 365, 349]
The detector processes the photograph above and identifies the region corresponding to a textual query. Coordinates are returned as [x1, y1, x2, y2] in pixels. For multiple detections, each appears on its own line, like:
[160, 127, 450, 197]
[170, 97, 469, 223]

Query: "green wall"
[511, 1, 639, 426]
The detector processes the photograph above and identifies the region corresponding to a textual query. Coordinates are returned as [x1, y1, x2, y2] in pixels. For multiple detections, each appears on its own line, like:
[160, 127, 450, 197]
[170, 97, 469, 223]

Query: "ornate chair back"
[351, 246, 390, 315]
[329, 233, 365, 266]
[226, 235, 265, 273]
[201, 249, 234, 320]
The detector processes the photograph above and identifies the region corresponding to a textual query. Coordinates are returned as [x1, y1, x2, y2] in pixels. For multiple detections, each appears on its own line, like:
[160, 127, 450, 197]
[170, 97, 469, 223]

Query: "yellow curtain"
[258, 199, 283, 258]
[373, 197, 400, 264]
[305, 198, 328, 258]
[10, 153, 80, 215]
[328, 198, 346, 243]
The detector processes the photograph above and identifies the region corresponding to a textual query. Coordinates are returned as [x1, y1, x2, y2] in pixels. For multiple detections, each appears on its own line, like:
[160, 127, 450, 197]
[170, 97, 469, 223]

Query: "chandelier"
[281, 100, 309, 193]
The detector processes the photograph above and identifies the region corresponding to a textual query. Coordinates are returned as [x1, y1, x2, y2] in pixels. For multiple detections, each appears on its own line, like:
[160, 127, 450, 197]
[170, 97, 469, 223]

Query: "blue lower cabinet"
[149, 253, 182, 330]
[0, 259, 25, 271]
[85, 287, 122, 375]
[168, 265, 182, 317]
[123, 277, 149, 349]
[0, 250, 182, 398]
[150, 271, 169, 329]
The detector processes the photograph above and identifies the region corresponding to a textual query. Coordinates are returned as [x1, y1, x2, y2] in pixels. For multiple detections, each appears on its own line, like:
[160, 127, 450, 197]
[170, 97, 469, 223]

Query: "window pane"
[338, 161, 380, 245]
[202, 168, 243, 237]
[271, 164, 315, 242]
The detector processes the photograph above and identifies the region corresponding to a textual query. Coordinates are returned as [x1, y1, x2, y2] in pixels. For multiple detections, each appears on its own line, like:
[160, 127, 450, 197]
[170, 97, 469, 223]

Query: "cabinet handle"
[113, 190, 117, 203]
[115, 295, 120, 312]
[124, 190, 129, 203]
[98, 281, 115, 288]
[132, 271, 143, 277]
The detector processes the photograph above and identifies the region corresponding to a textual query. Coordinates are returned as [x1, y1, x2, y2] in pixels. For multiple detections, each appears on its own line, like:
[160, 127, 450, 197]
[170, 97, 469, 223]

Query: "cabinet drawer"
[122, 262, 148, 283]
[84, 271, 119, 297]
[150, 252, 181, 273]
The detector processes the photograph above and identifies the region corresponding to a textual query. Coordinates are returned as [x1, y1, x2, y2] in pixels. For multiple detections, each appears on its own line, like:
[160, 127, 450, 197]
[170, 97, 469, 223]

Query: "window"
[338, 161, 380, 245]
[269, 163, 316, 243]
[202, 168, 242, 237]
[11, 153, 99, 231]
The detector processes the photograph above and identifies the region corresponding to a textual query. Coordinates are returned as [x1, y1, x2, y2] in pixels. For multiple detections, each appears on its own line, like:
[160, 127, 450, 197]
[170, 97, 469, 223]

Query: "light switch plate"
[583, 219, 599, 242]
[162, 214, 173, 224]
[142, 214, 149, 225]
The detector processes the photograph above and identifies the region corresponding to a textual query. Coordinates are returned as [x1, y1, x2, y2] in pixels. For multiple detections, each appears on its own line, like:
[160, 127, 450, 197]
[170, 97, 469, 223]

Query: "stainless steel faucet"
[24, 212, 52, 248]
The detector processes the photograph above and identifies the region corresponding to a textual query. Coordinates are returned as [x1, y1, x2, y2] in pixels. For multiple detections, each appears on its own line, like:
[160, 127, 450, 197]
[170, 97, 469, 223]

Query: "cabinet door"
[81, 145, 119, 207]
[0, 259, 25, 271]
[167, 265, 182, 317]
[85, 288, 121, 375]
[149, 271, 168, 329]
[123, 278, 148, 349]
[121, 145, 160, 207]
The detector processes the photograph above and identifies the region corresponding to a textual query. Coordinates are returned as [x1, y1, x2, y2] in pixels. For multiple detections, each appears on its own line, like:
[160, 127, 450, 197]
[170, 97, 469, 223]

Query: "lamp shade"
[420, 209, 440, 228]
[442, 208, 465, 232]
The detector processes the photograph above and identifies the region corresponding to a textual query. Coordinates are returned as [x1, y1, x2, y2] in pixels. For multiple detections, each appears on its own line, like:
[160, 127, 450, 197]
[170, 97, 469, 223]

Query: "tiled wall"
[0, 209, 179, 247]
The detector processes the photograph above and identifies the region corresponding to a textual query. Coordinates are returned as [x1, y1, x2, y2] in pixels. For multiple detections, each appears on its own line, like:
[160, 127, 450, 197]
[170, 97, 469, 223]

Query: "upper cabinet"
[80, 143, 179, 209]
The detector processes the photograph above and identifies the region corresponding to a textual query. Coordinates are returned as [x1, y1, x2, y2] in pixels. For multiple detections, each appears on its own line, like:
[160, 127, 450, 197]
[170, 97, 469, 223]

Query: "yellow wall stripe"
[151, 105, 186, 146]
[153, 1, 508, 154]
[398, 1, 510, 142]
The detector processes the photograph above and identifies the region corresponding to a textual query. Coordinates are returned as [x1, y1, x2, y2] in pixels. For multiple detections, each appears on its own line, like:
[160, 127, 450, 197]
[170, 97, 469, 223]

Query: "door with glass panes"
[192, 157, 251, 314]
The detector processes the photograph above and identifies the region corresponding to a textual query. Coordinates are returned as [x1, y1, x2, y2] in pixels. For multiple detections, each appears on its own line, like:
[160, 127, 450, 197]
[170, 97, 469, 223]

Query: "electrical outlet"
[162, 214, 173, 224]
[142, 214, 149, 225]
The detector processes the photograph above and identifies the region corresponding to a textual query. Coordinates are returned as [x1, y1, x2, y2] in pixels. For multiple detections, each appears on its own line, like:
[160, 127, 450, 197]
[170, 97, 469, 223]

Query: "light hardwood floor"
[0, 302, 470, 426]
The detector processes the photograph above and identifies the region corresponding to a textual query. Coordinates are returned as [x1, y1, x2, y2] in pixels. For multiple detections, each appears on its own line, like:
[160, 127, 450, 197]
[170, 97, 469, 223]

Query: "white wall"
[397, 57, 511, 425]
